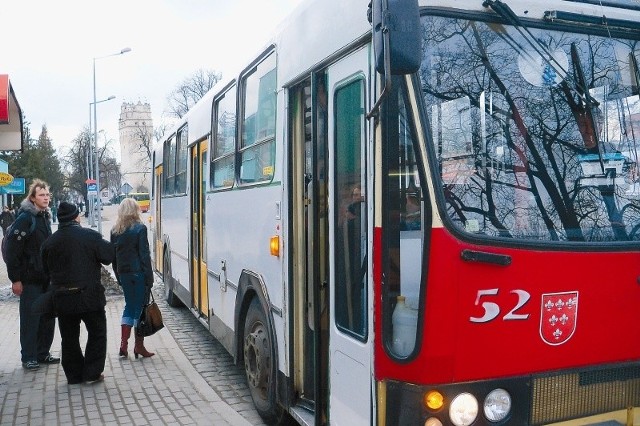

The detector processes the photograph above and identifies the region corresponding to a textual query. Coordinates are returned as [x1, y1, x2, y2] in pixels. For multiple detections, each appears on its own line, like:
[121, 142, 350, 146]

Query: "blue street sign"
[87, 182, 98, 195]
[0, 177, 25, 194]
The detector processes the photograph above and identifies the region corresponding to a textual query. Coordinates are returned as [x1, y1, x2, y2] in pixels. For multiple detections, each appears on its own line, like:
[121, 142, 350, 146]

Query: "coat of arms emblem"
[540, 291, 578, 345]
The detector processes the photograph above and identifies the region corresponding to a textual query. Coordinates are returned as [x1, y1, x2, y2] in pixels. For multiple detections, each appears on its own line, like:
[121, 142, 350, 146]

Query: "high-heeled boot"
[134, 333, 155, 359]
[119, 325, 132, 358]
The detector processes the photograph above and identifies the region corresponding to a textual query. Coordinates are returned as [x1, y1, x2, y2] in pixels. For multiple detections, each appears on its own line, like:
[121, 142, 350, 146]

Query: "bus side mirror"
[371, 0, 421, 75]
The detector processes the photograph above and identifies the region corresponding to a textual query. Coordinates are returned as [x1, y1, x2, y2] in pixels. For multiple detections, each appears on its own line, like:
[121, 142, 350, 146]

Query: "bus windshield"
[421, 13, 640, 243]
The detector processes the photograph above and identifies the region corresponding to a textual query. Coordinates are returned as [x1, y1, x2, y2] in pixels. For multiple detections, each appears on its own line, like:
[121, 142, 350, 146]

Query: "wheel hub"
[244, 326, 269, 394]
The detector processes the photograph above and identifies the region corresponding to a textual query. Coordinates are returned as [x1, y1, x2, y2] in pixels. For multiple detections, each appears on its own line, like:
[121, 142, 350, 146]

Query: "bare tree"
[167, 69, 222, 118]
[154, 122, 169, 142]
[130, 122, 154, 169]
[62, 128, 120, 204]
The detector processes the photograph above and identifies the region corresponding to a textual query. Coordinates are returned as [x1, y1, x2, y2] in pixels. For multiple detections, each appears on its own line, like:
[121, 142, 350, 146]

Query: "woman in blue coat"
[110, 197, 155, 359]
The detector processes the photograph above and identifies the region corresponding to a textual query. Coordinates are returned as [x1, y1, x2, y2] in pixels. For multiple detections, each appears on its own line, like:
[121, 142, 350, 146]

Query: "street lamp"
[88, 96, 115, 227]
[93, 47, 131, 234]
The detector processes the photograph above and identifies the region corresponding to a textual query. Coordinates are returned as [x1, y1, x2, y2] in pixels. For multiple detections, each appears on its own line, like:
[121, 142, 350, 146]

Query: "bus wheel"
[163, 249, 182, 308]
[243, 298, 281, 423]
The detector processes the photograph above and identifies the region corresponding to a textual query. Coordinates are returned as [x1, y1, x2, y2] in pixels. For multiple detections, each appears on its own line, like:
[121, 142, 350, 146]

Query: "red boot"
[119, 325, 132, 358]
[134, 333, 155, 359]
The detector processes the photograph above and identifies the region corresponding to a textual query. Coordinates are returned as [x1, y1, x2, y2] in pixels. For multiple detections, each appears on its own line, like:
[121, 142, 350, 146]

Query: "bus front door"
[327, 47, 372, 425]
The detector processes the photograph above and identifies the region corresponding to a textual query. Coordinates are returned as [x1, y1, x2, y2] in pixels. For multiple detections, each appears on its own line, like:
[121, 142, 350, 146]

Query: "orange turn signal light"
[424, 390, 444, 411]
[270, 236, 280, 257]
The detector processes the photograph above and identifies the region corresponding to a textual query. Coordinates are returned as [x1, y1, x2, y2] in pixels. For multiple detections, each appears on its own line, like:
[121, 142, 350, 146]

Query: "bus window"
[176, 126, 188, 194]
[334, 78, 368, 341]
[383, 76, 423, 359]
[240, 52, 276, 184]
[211, 84, 237, 190]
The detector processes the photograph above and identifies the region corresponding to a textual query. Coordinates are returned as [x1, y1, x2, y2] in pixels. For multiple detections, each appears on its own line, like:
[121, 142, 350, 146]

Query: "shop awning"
[0, 74, 24, 151]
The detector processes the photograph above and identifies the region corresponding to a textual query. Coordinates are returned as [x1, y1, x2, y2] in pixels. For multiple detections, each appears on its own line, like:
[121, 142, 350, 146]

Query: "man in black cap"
[41, 202, 115, 384]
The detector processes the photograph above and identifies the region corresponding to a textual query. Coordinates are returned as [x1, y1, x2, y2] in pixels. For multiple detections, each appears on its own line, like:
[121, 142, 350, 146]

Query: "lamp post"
[93, 47, 131, 234]
[88, 96, 115, 227]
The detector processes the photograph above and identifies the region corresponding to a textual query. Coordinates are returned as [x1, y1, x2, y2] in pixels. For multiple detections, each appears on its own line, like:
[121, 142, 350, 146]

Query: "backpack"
[1, 213, 36, 264]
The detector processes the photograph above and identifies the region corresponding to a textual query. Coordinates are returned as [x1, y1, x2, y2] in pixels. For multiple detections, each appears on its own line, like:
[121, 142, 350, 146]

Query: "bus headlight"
[449, 393, 478, 426]
[484, 388, 511, 422]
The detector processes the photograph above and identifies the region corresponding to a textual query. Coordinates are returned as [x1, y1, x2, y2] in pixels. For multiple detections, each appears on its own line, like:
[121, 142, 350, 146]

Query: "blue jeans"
[119, 272, 146, 327]
[19, 283, 56, 362]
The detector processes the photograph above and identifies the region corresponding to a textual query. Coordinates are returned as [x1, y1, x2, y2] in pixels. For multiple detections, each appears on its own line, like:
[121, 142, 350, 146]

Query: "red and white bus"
[151, 0, 640, 424]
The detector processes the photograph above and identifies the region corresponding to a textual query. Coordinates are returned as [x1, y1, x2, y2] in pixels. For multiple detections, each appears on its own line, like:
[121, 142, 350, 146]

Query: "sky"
[2, 0, 305, 160]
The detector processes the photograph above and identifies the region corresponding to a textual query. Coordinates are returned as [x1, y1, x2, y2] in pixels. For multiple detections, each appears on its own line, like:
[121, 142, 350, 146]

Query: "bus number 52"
[469, 289, 531, 323]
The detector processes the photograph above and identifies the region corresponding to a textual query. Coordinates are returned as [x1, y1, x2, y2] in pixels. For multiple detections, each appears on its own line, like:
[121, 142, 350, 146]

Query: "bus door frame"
[153, 164, 163, 272]
[189, 139, 209, 319]
[289, 71, 330, 419]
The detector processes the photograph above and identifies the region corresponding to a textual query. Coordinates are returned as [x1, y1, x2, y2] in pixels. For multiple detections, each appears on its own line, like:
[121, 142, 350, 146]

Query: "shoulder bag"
[137, 290, 164, 337]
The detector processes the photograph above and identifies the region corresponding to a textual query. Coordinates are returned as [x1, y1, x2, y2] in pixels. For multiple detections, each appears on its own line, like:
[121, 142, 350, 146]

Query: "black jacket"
[5, 200, 51, 285]
[110, 222, 154, 286]
[41, 221, 115, 311]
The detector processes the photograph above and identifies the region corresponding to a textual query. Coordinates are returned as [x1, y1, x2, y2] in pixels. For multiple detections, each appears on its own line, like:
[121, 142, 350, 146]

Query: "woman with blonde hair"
[110, 197, 155, 358]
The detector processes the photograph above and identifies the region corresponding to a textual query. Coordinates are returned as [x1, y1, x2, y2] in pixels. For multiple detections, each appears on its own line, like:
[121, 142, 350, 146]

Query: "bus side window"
[211, 84, 237, 190]
[334, 78, 368, 341]
[384, 76, 422, 359]
[239, 52, 277, 184]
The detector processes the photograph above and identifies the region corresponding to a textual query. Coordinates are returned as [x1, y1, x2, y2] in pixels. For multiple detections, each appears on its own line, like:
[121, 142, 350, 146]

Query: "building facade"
[118, 101, 153, 193]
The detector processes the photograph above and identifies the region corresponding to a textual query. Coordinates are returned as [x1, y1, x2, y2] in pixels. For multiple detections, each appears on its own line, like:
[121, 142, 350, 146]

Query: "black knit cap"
[57, 202, 79, 222]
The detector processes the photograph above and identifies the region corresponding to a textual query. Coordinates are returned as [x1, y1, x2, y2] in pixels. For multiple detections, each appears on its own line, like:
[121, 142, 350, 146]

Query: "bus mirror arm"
[368, 0, 421, 119]
[367, 31, 392, 120]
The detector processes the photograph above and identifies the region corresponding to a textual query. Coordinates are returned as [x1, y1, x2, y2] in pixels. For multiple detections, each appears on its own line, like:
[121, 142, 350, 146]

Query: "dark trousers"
[19, 284, 55, 362]
[57, 309, 107, 383]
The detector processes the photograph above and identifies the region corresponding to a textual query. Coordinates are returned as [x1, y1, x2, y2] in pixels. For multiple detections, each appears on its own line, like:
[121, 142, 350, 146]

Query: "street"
[0, 204, 268, 426]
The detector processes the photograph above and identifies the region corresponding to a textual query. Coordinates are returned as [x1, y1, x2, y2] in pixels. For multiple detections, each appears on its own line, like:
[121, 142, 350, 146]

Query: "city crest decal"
[539, 291, 578, 346]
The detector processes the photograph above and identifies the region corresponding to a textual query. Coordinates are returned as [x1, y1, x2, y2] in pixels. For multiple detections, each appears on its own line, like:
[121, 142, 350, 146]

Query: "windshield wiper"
[571, 43, 604, 165]
[483, 0, 600, 108]
[631, 53, 640, 95]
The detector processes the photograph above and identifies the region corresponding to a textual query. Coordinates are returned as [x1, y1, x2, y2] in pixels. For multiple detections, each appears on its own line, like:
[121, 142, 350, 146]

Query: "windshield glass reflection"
[421, 15, 640, 242]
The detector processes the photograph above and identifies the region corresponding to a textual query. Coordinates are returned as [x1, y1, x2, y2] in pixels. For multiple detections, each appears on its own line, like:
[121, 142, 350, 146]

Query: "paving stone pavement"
[0, 285, 254, 426]
[154, 281, 268, 426]
[0, 215, 269, 426]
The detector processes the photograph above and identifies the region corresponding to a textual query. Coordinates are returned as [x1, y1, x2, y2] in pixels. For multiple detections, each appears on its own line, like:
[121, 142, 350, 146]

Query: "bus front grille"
[530, 363, 640, 425]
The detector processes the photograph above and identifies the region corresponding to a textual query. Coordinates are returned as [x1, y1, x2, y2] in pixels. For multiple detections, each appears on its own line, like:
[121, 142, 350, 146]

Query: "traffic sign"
[87, 182, 98, 196]
[121, 182, 133, 196]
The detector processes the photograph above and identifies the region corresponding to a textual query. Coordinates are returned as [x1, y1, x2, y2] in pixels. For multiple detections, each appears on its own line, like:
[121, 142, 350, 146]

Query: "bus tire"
[243, 297, 282, 423]
[163, 249, 182, 308]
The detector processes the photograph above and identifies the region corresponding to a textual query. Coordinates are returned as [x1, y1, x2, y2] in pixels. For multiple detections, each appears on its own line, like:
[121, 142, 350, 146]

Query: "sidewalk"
[0, 215, 252, 425]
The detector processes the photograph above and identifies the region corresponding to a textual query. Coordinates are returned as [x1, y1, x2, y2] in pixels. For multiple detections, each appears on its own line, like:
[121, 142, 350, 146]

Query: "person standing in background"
[4, 179, 58, 370]
[0, 205, 15, 235]
[110, 197, 155, 359]
[41, 202, 114, 384]
[50, 201, 58, 223]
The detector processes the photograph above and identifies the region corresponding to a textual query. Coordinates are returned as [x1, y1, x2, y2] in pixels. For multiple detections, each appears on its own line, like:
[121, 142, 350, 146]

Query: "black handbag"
[137, 291, 164, 337]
